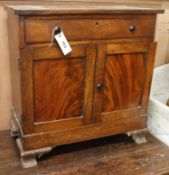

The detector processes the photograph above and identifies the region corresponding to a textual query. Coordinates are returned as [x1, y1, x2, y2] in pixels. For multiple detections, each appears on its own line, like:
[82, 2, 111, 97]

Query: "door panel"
[93, 42, 155, 124]
[103, 53, 146, 112]
[20, 45, 96, 133]
[34, 58, 85, 122]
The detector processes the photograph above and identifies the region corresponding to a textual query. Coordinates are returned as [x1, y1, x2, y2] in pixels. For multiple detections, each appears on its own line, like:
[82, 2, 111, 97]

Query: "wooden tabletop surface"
[7, 2, 164, 15]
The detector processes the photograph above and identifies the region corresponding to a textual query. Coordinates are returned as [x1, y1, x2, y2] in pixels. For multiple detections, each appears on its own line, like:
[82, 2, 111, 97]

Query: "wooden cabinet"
[7, 3, 163, 168]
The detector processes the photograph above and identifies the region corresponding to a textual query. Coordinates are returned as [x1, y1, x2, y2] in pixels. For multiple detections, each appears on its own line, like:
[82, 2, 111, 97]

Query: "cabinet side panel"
[7, 9, 22, 119]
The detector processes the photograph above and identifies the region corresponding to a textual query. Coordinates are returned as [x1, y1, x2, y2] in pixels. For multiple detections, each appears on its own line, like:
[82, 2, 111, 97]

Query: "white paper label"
[54, 31, 72, 55]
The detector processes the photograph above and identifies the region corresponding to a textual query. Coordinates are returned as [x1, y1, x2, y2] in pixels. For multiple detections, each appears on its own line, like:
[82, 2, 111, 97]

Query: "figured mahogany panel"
[33, 58, 85, 122]
[102, 53, 146, 112]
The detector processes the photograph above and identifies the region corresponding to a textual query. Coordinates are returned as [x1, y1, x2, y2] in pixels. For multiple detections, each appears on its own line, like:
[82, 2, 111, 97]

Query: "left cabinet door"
[20, 45, 96, 134]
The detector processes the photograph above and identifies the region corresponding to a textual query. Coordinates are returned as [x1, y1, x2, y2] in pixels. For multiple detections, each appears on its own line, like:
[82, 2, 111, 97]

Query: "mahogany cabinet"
[7, 3, 163, 168]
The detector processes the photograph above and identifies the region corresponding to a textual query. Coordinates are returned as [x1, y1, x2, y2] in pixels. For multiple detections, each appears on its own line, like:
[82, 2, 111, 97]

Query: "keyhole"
[96, 21, 99, 26]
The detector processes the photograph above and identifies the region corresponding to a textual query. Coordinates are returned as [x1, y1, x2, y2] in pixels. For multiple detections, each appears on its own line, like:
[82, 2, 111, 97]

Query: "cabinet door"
[20, 45, 96, 133]
[93, 42, 156, 124]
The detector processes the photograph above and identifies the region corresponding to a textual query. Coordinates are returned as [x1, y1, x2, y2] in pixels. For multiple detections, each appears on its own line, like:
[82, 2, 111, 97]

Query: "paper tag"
[54, 30, 72, 55]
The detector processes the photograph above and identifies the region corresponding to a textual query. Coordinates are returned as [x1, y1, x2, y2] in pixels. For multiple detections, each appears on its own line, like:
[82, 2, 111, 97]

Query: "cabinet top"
[7, 2, 164, 16]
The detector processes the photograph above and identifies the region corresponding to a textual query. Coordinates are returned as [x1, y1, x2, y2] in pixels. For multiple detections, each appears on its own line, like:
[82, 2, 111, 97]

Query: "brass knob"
[129, 25, 136, 32]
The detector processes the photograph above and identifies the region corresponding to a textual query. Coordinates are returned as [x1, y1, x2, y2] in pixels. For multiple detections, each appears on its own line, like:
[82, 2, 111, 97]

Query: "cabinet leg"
[21, 155, 37, 168]
[16, 138, 52, 168]
[10, 119, 19, 137]
[127, 129, 148, 144]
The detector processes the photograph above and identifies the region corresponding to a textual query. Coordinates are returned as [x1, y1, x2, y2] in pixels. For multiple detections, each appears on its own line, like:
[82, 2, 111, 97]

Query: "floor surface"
[0, 131, 169, 175]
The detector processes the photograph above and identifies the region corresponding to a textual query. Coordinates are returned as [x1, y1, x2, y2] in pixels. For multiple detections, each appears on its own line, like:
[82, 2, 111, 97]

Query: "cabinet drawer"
[24, 17, 155, 44]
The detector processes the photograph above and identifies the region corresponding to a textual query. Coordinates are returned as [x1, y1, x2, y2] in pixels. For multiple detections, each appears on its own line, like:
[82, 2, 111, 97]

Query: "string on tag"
[49, 26, 60, 48]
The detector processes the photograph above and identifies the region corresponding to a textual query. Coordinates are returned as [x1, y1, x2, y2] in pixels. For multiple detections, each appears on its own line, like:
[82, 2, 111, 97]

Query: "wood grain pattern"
[19, 44, 98, 133]
[93, 42, 149, 124]
[34, 58, 85, 122]
[103, 52, 146, 112]
[24, 17, 155, 44]
[20, 45, 98, 133]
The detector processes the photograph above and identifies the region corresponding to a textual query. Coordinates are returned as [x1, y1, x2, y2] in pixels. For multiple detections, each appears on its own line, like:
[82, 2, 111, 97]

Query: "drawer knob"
[129, 25, 136, 32]
[96, 83, 104, 90]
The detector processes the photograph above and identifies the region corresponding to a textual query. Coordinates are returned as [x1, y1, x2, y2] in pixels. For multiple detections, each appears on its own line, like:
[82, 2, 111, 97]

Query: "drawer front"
[24, 17, 155, 44]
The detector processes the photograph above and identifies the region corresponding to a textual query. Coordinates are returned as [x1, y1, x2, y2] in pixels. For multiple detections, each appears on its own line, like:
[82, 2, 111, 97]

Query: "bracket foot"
[10, 119, 19, 137]
[16, 138, 52, 168]
[127, 129, 148, 144]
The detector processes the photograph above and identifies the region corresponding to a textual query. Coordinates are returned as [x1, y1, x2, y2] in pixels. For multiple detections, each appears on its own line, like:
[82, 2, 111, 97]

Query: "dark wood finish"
[1, 131, 169, 174]
[7, 4, 163, 166]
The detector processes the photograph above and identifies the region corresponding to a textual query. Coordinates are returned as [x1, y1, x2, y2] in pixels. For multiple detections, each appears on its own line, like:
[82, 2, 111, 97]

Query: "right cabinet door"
[93, 42, 156, 125]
